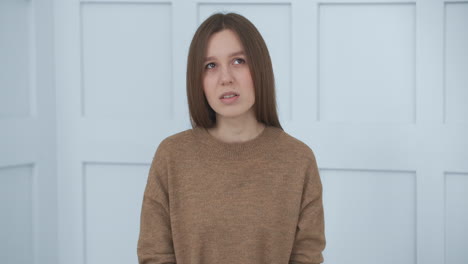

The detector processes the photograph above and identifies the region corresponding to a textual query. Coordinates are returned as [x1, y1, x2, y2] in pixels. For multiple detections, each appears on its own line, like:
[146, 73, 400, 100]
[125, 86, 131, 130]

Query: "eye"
[205, 62, 216, 69]
[233, 58, 246, 65]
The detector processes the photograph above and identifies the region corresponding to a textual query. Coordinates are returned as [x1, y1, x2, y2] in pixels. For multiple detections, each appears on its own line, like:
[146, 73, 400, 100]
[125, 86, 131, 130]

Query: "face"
[202, 29, 256, 122]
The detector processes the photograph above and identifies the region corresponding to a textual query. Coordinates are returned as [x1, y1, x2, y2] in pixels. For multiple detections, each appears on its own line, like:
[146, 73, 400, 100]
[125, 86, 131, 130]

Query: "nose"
[220, 65, 233, 86]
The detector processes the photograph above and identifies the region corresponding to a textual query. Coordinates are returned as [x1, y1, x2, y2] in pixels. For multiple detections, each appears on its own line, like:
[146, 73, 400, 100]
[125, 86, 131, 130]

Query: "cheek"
[240, 69, 254, 86]
[203, 76, 216, 99]
[245, 73, 256, 101]
[241, 71, 255, 93]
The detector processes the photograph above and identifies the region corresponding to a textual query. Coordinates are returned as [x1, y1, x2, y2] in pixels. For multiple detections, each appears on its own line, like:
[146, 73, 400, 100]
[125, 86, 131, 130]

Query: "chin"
[216, 110, 250, 119]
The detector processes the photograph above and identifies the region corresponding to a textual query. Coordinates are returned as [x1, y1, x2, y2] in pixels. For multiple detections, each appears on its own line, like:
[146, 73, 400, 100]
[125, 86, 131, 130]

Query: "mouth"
[219, 92, 239, 99]
[219, 93, 240, 104]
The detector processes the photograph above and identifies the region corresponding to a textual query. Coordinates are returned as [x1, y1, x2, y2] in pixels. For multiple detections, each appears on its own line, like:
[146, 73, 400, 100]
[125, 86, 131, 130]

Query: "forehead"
[205, 29, 244, 56]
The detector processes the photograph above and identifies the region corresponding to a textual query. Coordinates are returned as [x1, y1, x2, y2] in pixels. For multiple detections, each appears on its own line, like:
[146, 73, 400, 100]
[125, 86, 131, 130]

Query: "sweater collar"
[191, 125, 282, 160]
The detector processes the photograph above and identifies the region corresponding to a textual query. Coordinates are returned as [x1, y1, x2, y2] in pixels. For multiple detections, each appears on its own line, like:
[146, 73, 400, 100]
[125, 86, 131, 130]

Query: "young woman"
[137, 12, 326, 264]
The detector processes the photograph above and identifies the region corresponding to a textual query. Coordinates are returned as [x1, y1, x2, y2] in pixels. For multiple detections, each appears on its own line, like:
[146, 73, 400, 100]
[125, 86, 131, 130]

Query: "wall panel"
[445, 172, 468, 264]
[0, 1, 34, 117]
[318, 3, 416, 124]
[0, 165, 34, 264]
[444, 2, 468, 124]
[80, 2, 173, 118]
[321, 168, 416, 264]
[83, 162, 149, 264]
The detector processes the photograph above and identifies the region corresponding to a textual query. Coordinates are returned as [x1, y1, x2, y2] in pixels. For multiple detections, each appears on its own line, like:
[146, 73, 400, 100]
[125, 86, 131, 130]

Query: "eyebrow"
[204, 51, 245, 62]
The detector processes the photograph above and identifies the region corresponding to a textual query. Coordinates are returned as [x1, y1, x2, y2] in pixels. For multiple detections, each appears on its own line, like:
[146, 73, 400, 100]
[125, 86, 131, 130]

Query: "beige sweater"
[137, 125, 326, 264]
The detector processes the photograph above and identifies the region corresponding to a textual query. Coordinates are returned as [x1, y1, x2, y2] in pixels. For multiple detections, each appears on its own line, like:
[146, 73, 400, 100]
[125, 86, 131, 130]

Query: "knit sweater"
[137, 125, 326, 264]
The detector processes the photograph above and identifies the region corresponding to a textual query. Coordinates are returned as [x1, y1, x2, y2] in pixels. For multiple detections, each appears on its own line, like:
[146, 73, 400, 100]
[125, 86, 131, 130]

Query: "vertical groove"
[316, 3, 321, 122]
[443, 172, 447, 264]
[413, 3, 417, 124]
[31, 164, 37, 264]
[82, 162, 87, 264]
[30, 1, 37, 118]
[80, 3, 86, 117]
[442, 2, 447, 124]
[170, 4, 174, 120]
[289, 3, 292, 123]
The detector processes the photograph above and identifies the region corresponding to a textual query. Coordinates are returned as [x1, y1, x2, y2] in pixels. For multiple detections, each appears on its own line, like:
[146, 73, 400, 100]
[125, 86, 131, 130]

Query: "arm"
[137, 140, 176, 264]
[289, 152, 326, 264]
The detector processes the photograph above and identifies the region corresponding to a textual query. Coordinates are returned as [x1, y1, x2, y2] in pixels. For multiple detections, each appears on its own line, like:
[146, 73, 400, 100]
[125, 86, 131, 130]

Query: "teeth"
[222, 94, 236, 99]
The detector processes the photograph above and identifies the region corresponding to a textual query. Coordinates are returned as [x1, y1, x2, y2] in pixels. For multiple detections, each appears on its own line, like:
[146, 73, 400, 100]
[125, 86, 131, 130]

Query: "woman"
[137, 12, 326, 264]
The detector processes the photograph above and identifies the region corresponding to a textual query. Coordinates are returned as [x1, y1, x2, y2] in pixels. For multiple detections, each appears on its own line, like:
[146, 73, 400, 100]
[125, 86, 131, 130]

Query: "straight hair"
[186, 12, 282, 130]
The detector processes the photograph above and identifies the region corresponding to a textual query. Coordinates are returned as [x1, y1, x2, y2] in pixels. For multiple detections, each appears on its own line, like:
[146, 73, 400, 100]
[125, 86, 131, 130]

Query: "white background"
[1, 0, 467, 264]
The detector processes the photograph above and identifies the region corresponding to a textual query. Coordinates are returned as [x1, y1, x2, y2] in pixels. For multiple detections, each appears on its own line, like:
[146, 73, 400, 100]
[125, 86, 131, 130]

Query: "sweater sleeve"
[289, 151, 326, 264]
[137, 140, 176, 264]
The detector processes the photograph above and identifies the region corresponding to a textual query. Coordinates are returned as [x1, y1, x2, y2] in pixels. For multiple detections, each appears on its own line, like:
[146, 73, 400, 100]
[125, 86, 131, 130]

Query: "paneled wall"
[80, 3, 173, 118]
[318, 3, 416, 123]
[0, 0, 57, 264]
[52, 1, 468, 264]
[0, 165, 34, 264]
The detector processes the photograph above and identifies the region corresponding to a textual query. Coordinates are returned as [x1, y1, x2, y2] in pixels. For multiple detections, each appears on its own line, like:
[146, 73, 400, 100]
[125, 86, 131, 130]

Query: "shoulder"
[153, 128, 195, 156]
[147, 129, 194, 173]
[162, 128, 193, 144]
[277, 129, 317, 163]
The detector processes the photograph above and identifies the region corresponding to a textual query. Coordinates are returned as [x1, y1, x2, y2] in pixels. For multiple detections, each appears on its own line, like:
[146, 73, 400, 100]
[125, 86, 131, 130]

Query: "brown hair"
[186, 12, 282, 130]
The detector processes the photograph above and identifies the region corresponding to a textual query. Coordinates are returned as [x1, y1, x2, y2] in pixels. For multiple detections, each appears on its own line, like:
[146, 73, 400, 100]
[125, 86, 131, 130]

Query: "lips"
[219, 91, 239, 99]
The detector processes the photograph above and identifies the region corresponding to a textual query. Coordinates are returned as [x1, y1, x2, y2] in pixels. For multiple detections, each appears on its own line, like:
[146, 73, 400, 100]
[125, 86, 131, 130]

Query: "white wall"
[1, 0, 467, 264]
[0, 0, 58, 264]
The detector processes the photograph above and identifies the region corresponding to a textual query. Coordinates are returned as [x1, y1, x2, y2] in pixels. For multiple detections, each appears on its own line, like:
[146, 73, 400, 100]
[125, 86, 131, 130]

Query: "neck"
[208, 113, 265, 144]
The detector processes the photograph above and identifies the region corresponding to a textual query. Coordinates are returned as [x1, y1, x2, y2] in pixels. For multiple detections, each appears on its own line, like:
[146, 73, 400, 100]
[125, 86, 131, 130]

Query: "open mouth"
[220, 94, 239, 104]
[219, 92, 239, 99]
[220, 94, 238, 99]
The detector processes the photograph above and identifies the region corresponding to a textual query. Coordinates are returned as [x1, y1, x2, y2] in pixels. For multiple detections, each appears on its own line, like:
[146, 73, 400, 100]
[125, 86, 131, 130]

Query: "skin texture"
[202, 29, 265, 143]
